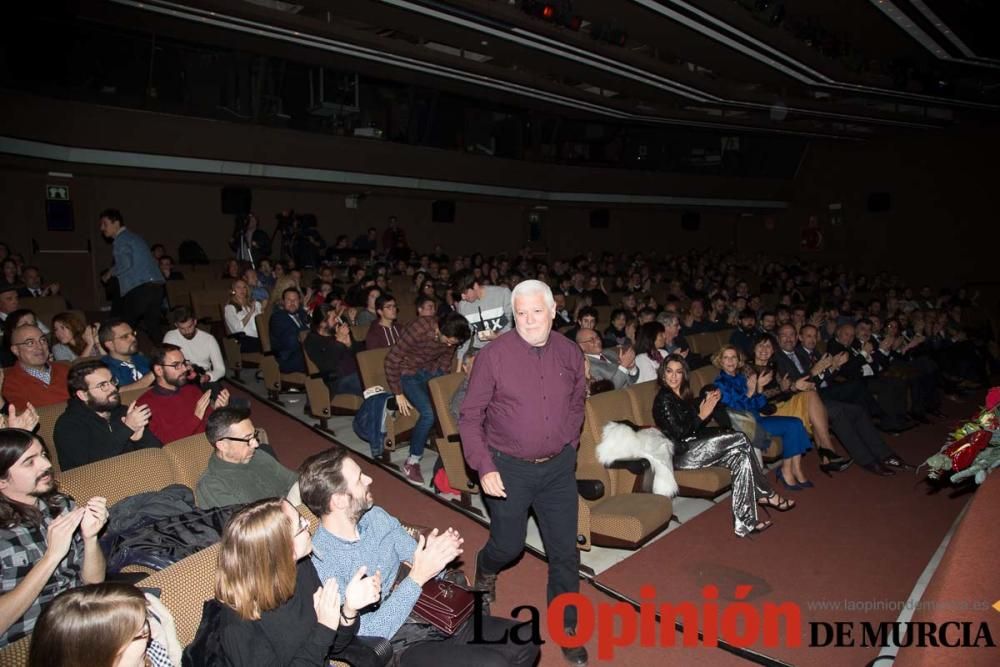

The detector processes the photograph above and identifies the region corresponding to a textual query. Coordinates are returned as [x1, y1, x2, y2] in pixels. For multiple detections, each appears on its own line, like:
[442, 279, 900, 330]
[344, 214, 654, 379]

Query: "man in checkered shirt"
[0, 428, 108, 646]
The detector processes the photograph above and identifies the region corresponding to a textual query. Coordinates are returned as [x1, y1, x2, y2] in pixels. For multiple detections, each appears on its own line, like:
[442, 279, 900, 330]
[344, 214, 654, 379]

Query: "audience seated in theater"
[242, 267, 269, 303]
[634, 321, 667, 384]
[269, 287, 310, 375]
[384, 312, 471, 485]
[653, 355, 793, 536]
[53, 360, 160, 472]
[364, 294, 401, 350]
[196, 407, 299, 509]
[680, 298, 712, 335]
[826, 322, 915, 433]
[353, 286, 381, 327]
[301, 447, 539, 666]
[304, 304, 364, 397]
[1, 325, 70, 410]
[164, 306, 226, 386]
[601, 308, 629, 347]
[50, 313, 100, 363]
[728, 308, 758, 359]
[0, 428, 109, 646]
[135, 345, 230, 445]
[17, 266, 59, 299]
[98, 319, 154, 393]
[157, 255, 184, 282]
[713, 345, 814, 490]
[414, 294, 438, 319]
[855, 317, 940, 422]
[773, 324, 904, 476]
[563, 305, 598, 344]
[2, 310, 41, 368]
[209, 497, 382, 667]
[29, 582, 181, 667]
[748, 334, 850, 471]
[224, 279, 263, 354]
[576, 327, 639, 390]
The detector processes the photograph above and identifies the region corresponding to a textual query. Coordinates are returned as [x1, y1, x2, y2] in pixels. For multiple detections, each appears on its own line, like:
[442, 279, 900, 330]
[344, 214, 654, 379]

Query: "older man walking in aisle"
[459, 279, 589, 666]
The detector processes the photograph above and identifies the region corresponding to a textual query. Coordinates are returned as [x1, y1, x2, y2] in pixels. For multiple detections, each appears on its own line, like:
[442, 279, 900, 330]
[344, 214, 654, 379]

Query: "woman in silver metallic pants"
[652, 354, 796, 536]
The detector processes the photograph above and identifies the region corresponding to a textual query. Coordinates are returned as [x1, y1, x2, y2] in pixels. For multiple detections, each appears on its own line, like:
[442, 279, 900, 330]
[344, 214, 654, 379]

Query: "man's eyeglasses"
[12, 337, 48, 349]
[115, 330, 137, 341]
[222, 429, 262, 445]
[159, 359, 191, 370]
[132, 620, 151, 644]
[90, 377, 120, 393]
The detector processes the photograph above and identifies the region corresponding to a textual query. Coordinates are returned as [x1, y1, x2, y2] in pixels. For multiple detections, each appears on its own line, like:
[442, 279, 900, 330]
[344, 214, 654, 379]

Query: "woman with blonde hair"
[29, 582, 180, 667]
[51, 311, 100, 362]
[214, 498, 382, 666]
[223, 279, 264, 353]
[713, 345, 814, 491]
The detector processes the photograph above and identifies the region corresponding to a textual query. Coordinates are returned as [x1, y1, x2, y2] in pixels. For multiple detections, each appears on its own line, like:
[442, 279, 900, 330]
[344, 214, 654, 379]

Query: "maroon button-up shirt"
[459, 328, 586, 476]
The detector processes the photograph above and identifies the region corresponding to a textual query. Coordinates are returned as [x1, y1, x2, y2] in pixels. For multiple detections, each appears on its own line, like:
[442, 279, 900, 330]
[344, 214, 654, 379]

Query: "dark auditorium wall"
[0, 156, 742, 310]
[769, 131, 999, 287]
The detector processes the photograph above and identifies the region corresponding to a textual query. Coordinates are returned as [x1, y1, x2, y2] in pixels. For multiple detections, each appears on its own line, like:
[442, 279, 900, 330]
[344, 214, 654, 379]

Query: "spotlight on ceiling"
[520, 0, 581, 31]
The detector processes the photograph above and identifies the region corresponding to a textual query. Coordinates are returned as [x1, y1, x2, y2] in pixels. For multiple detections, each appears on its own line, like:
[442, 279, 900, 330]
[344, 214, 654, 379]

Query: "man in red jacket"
[136, 344, 229, 444]
[1, 324, 70, 410]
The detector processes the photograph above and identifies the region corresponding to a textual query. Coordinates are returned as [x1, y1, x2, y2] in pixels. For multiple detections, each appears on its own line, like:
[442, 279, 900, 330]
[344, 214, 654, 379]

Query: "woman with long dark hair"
[653, 355, 794, 537]
[633, 321, 666, 383]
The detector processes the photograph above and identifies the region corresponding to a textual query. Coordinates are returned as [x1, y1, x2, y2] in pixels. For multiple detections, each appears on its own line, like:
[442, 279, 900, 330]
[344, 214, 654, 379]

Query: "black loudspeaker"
[590, 208, 610, 228]
[867, 192, 891, 213]
[681, 210, 701, 231]
[432, 200, 456, 223]
[221, 186, 252, 216]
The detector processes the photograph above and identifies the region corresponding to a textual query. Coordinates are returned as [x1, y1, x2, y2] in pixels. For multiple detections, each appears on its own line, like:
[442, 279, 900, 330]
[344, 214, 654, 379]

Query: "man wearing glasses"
[363, 295, 401, 350]
[135, 345, 230, 445]
[53, 360, 161, 471]
[196, 406, 299, 509]
[0, 324, 70, 410]
[98, 318, 155, 393]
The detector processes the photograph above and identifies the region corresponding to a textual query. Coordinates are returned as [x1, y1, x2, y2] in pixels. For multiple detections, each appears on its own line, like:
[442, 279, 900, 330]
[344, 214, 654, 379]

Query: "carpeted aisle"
[234, 386, 751, 666]
[593, 403, 975, 667]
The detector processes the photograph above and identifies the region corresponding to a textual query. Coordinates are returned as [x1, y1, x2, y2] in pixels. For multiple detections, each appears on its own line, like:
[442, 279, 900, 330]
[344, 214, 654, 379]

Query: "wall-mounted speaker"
[221, 186, 251, 216]
[432, 200, 455, 223]
[681, 210, 701, 231]
[590, 208, 610, 228]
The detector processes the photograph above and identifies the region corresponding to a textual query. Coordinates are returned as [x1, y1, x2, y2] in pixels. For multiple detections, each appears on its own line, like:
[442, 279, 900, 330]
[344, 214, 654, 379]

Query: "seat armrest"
[607, 458, 654, 493]
[577, 479, 605, 501]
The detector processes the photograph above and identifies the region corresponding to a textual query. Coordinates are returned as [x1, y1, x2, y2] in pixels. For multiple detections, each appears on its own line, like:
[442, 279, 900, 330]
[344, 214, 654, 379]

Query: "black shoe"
[817, 448, 849, 466]
[473, 554, 497, 616]
[882, 455, 914, 471]
[820, 458, 854, 476]
[560, 629, 589, 666]
[862, 462, 895, 476]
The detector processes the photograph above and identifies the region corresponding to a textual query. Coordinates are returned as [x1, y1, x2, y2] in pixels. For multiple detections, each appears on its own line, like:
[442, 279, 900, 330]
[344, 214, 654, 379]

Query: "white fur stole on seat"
[595, 422, 679, 498]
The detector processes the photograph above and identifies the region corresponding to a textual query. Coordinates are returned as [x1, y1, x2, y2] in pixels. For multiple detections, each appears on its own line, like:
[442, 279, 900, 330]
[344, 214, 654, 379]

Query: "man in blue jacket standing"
[99, 209, 166, 342]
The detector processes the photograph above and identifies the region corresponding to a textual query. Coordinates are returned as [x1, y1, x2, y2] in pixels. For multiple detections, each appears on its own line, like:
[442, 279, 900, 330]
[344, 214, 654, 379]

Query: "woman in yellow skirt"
[749, 334, 851, 470]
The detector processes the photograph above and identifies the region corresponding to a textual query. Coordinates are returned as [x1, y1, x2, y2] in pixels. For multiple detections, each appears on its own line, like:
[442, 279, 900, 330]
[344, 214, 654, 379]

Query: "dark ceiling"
[49, 0, 1000, 139]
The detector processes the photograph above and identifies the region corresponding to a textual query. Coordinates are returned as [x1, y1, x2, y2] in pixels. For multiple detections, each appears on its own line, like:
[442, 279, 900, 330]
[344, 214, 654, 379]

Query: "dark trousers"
[480, 445, 581, 631]
[399, 616, 539, 667]
[823, 398, 893, 467]
[122, 282, 165, 343]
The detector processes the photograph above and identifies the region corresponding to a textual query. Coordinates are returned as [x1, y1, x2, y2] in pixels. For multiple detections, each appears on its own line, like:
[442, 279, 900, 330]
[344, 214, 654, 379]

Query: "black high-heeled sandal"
[817, 448, 848, 465]
[758, 493, 796, 512]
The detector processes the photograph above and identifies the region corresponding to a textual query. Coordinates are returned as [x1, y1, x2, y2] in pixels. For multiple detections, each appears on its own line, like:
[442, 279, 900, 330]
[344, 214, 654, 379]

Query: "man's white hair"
[511, 279, 555, 310]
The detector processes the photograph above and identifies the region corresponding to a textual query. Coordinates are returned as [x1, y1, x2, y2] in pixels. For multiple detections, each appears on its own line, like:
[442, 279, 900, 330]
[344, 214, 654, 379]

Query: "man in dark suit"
[269, 287, 309, 374]
[826, 322, 914, 433]
[774, 324, 904, 476]
[576, 328, 638, 390]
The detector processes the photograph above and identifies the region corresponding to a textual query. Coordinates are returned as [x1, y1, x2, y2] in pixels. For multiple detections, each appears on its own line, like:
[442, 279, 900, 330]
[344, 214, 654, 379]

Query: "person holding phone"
[652, 354, 794, 537]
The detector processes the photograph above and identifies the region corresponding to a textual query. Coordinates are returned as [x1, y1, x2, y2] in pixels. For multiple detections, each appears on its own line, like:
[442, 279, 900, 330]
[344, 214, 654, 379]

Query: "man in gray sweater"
[453, 270, 512, 359]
